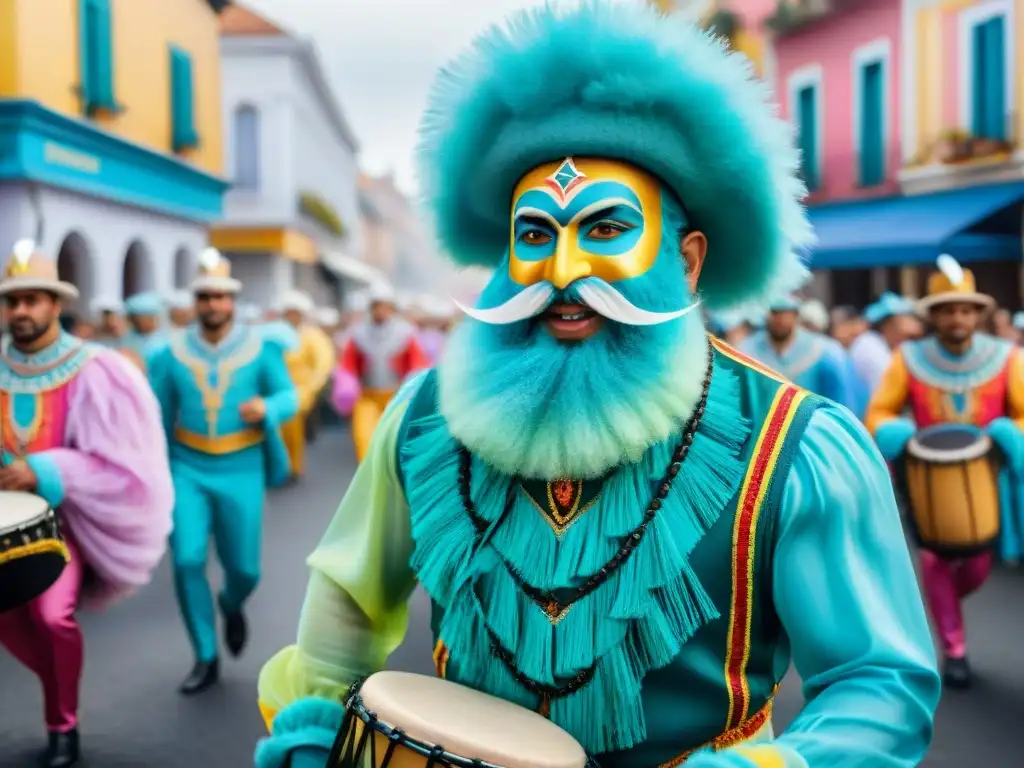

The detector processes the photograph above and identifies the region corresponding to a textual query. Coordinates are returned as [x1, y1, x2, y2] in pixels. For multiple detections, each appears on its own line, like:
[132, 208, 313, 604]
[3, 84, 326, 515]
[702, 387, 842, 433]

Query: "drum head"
[0, 491, 52, 533]
[359, 672, 587, 768]
[907, 424, 991, 463]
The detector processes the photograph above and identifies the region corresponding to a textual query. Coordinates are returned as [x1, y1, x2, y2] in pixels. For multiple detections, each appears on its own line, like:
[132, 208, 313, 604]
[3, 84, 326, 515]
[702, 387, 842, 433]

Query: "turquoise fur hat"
[124, 292, 162, 317]
[415, 0, 813, 310]
[865, 292, 914, 325]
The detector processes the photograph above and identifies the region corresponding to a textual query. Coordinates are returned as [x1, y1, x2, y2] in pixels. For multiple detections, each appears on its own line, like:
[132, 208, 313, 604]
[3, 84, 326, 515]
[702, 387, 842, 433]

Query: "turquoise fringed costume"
[149, 256, 298, 675]
[255, 4, 939, 768]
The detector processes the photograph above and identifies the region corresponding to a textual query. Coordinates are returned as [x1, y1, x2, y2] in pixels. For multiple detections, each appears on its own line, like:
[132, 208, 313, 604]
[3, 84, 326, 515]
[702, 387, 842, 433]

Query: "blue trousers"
[170, 445, 265, 663]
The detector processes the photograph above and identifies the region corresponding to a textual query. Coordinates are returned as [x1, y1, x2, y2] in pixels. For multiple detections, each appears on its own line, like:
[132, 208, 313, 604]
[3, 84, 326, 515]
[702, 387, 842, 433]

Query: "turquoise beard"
[438, 195, 706, 480]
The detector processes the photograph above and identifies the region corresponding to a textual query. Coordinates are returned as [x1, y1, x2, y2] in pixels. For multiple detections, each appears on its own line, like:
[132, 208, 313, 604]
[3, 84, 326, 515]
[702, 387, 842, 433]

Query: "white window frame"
[786, 64, 824, 188]
[958, 0, 1015, 137]
[851, 38, 892, 184]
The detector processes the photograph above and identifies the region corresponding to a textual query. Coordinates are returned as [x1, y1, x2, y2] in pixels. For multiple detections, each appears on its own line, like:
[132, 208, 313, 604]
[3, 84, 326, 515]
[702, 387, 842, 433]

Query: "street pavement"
[1, 426, 1023, 767]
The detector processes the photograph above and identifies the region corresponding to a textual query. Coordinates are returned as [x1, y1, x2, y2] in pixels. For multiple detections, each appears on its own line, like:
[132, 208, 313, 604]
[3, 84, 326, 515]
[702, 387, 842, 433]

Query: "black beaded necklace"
[456, 339, 715, 707]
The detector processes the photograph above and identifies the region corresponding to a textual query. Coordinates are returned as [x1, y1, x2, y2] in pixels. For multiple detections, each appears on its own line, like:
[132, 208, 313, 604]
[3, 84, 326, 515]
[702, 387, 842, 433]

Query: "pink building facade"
[773, 0, 903, 203]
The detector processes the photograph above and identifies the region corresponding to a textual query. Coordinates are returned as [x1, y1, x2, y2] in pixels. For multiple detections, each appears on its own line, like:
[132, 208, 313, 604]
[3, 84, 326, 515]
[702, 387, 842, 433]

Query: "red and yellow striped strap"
[724, 383, 807, 730]
[710, 336, 788, 384]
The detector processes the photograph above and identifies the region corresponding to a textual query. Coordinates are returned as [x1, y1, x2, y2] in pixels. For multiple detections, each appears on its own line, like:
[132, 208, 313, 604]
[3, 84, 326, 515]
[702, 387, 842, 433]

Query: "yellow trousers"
[282, 413, 307, 478]
[351, 389, 396, 463]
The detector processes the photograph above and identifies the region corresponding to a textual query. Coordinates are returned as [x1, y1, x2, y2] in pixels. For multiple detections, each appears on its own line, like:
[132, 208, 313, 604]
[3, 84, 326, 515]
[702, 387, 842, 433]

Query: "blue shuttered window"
[78, 0, 117, 114]
[859, 61, 884, 186]
[797, 85, 819, 191]
[971, 15, 1006, 140]
[169, 46, 199, 152]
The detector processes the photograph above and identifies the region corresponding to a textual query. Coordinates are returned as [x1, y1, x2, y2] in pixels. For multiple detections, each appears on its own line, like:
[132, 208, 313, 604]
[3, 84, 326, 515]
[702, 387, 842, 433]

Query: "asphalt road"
[1, 426, 1023, 767]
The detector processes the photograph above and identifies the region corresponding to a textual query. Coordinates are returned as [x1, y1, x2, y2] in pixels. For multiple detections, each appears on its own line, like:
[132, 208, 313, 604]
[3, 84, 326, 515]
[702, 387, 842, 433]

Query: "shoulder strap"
[723, 382, 817, 731]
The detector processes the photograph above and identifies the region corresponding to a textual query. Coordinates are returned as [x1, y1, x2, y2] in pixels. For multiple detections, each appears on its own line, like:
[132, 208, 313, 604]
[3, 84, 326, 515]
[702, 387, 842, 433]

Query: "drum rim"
[344, 693, 506, 768]
[0, 507, 55, 537]
[906, 432, 992, 464]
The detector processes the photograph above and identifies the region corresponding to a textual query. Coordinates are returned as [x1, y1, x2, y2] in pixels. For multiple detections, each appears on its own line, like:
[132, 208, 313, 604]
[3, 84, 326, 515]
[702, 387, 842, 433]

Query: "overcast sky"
[245, 0, 550, 194]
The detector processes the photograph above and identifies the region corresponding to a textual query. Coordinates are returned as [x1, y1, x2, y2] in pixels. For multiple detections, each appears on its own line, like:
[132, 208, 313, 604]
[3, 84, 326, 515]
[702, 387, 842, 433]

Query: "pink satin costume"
[0, 335, 174, 733]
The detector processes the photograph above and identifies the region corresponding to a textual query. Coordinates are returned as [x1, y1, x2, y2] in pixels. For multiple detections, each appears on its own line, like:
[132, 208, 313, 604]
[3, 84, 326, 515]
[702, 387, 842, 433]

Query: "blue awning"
[805, 182, 1024, 269]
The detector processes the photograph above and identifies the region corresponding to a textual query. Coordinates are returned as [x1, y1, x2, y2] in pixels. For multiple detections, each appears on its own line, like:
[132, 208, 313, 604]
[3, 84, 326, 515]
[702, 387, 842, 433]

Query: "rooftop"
[219, 3, 288, 36]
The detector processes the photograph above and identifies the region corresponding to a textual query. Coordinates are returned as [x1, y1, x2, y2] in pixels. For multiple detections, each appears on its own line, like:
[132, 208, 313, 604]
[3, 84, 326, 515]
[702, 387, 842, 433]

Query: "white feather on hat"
[191, 247, 242, 294]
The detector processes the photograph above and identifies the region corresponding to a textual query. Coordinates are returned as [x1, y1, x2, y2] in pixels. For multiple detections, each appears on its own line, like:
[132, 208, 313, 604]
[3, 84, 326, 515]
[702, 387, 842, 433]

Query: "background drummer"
[0, 239, 173, 767]
[865, 254, 1024, 689]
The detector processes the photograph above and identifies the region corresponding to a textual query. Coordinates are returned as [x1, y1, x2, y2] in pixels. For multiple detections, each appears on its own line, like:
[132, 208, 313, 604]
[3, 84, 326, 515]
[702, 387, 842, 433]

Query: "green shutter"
[859, 61, 884, 186]
[983, 17, 1006, 140]
[797, 85, 818, 191]
[78, 0, 116, 114]
[169, 46, 199, 152]
[972, 16, 1006, 140]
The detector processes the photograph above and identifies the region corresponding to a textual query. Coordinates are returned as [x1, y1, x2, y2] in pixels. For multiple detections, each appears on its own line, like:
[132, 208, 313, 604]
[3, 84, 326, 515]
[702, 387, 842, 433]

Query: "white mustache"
[452, 280, 701, 327]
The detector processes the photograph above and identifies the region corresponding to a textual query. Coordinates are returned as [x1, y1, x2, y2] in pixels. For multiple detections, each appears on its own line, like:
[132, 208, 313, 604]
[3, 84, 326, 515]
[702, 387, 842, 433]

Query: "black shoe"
[224, 610, 248, 658]
[943, 656, 972, 690]
[178, 659, 220, 695]
[41, 729, 79, 767]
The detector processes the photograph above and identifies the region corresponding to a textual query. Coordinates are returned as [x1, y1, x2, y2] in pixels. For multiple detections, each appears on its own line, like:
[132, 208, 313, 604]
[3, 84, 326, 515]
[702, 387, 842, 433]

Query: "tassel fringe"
[401, 361, 751, 754]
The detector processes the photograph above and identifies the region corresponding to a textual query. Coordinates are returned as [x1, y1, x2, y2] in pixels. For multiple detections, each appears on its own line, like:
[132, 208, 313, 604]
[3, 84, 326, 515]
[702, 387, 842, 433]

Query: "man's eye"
[586, 221, 627, 240]
[521, 230, 552, 245]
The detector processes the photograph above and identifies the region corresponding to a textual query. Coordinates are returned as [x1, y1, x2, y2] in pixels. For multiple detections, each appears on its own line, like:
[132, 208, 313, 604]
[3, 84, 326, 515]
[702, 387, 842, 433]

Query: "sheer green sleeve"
[257, 397, 417, 726]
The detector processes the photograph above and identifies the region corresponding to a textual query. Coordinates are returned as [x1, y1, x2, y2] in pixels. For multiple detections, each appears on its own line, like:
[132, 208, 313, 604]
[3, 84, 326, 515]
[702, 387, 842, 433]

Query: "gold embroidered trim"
[521, 481, 600, 536]
[0, 537, 69, 566]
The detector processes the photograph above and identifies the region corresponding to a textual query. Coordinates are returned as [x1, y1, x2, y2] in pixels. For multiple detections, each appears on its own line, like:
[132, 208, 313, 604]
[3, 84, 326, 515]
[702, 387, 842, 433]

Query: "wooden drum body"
[328, 672, 590, 768]
[903, 424, 1001, 556]
[0, 490, 67, 612]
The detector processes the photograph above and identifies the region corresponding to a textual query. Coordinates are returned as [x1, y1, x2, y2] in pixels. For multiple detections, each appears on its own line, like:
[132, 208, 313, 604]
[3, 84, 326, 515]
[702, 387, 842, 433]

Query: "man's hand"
[0, 460, 38, 492]
[240, 397, 267, 424]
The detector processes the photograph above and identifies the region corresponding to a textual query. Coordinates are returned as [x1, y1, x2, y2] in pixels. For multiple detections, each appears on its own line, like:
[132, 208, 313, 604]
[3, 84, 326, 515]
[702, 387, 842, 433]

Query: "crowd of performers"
[0, 240, 453, 767]
[4, 2, 1023, 767]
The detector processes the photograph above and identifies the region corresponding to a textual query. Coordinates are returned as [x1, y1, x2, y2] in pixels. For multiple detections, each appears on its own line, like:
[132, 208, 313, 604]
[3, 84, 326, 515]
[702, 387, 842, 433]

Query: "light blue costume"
[1013, 311, 1024, 334]
[122, 291, 166, 365]
[740, 297, 859, 411]
[149, 322, 298, 663]
[255, 3, 939, 766]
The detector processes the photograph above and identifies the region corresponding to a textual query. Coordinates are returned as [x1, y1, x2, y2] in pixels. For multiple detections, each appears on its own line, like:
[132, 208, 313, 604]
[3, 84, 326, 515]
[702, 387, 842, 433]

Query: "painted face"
[509, 157, 665, 289]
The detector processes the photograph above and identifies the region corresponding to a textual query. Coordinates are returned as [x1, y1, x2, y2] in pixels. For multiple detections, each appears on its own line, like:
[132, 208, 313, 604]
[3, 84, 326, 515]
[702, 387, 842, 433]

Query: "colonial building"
[0, 0, 229, 311]
[212, 3, 368, 308]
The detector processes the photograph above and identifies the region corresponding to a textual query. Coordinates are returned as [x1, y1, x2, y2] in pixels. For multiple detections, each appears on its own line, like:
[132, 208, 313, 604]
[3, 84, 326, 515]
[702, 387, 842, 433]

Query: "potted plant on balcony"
[969, 135, 1012, 160]
[932, 128, 971, 164]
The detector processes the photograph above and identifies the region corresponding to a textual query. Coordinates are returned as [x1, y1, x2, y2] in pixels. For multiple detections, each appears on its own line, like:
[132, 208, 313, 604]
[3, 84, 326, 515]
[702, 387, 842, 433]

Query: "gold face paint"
[508, 157, 664, 289]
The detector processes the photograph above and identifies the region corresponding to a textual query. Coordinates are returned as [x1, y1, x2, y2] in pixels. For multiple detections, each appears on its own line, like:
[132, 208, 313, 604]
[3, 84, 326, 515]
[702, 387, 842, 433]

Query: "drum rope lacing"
[328, 677, 605, 767]
[456, 340, 714, 705]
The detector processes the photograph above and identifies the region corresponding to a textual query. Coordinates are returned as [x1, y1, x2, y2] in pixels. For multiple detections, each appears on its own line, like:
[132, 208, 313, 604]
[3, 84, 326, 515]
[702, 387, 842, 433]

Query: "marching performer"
[741, 295, 859, 410]
[121, 291, 165, 371]
[331, 281, 428, 462]
[849, 292, 921, 395]
[256, 5, 938, 768]
[866, 256, 1024, 688]
[148, 249, 298, 695]
[167, 289, 194, 328]
[279, 289, 335, 480]
[0, 240, 172, 767]
[90, 298, 126, 348]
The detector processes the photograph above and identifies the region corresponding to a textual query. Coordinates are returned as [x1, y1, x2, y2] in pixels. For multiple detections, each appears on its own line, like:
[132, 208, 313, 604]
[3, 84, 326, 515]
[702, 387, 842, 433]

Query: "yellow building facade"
[0, 0, 229, 309]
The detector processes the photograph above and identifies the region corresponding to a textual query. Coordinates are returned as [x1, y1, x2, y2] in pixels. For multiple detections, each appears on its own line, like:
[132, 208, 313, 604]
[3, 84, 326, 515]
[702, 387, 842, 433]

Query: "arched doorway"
[56, 231, 91, 307]
[173, 247, 194, 288]
[122, 240, 154, 299]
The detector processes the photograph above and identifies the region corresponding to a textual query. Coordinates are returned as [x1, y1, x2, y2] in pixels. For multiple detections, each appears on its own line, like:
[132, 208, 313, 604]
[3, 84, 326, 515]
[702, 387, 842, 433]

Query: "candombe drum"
[0, 490, 68, 612]
[327, 671, 593, 768]
[903, 423, 1001, 556]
